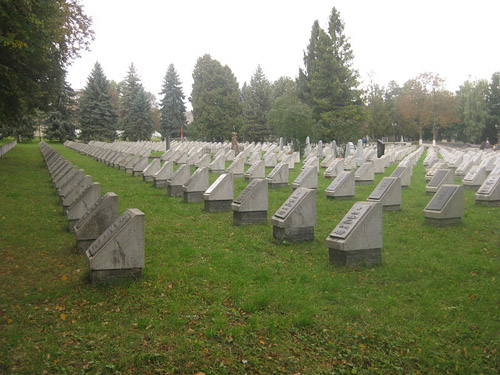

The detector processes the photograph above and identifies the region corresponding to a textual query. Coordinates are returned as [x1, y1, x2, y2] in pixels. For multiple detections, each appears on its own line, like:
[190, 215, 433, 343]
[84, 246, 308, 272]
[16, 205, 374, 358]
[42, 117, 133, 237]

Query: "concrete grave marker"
[153, 161, 174, 188]
[426, 169, 454, 194]
[142, 158, 161, 182]
[182, 167, 209, 203]
[475, 173, 500, 206]
[266, 162, 289, 188]
[326, 201, 382, 266]
[463, 165, 486, 191]
[167, 164, 191, 197]
[271, 187, 316, 243]
[232, 178, 268, 225]
[325, 171, 355, 199]
[354, 162, 374, 185]
[424, 185, 464, 225]
[203, 173, 234, 212]
[74, 192, 119, 253]
[85, 208, 145, 283]
[292, 165, 317, 190]
[367, 177, 401, 210]
[66, 182, 101, 230]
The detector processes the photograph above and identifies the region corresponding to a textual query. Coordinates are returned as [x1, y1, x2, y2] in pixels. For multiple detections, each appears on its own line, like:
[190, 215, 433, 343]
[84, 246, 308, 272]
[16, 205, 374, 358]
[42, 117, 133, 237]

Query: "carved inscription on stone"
[326, 171, 349, 192]
[325, 160, 339, 173]
[87, 211, 132, 256]
[274, 189, 306, 219]
[426, 185, 457, 211]
[330, 203, 369, 239]
[74, 194, 106, 230]
[428, 169, 448, 187]
[234, 179, 259, 204]
[477, 174, 500, 195]
[267, 163, 281, 179]
[463, 166, 479, 181]
[368, 177, 393, 200]
[294, 168, 308, 184]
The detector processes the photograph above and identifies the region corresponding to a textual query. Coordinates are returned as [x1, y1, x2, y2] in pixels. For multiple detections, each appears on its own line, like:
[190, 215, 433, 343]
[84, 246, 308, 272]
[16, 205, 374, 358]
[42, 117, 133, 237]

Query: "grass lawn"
[0, 141, 499, 374]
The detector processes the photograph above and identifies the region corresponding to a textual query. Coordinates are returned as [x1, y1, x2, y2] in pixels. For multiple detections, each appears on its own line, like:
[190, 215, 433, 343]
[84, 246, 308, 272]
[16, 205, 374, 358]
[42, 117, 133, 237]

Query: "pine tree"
[159, 64, 186, 139]
[485, 72, 500, 144]
[190, 54, 242, 141]
[44, 82, 75, 142]
[120, 63, 153, 141]
[241, 65, 272, 142]
[298, 7, 365, 143]
[79, 62, 117, 141]
[458, 80, 489, 143]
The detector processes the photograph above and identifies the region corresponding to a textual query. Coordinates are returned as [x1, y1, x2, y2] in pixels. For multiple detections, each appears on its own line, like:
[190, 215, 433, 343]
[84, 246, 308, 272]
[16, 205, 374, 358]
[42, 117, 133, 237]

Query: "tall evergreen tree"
[485, 72, 500, 144]
[44, 81, 76, 142]
[190, 54, 242, 141]
[241, 65, 272, 141]
[458, 80, 489, 143]
[79, 62, 117, 141]
[159, 64, 186, 139]
[298, 7, 365, 143]
[120, 63, 153, 141]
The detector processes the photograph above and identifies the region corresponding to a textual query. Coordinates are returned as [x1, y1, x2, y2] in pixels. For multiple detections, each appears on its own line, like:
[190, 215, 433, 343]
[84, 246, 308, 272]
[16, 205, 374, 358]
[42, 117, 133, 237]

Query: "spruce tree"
[120, 63, 153, 141]
[241, 65, 272, 142]
[190, 54, 242, 141]
[44, 82, 75, 142]
[79, 62, 117, 141]
[159, 64, 186, 139]
[298, 7, 365, 142]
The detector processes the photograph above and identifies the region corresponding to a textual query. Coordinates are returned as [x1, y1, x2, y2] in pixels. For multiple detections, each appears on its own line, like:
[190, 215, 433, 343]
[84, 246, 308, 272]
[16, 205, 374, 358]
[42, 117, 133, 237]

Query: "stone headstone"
[266, 162, 289, 188]
[463, 165, 486, 190]
[226, 156, 245, 177]
[203, 173, 234, 212]
[292, 166, 318, 190]
[182, 167, 209, 203]
[391, 166, 411, 187]
[167, 164, 191, 197]
[153, 161, 174, 188]
[232, 178, 268, 225]
[244, 160, 265, 181]
[324, 159, 344, 179]
[66, 182, 101, 230]
[424, 184, 464, 225]
[74, 192, 119, 253]
[425, 169, 454, 194]
[376, 139, 385, 158]
[271, 187, 316, 243]
[142, 158, 161, 182]
[85, 208, 145, 283]
[367, 177, 401, 210]
[354, 162, 375, 185]
[475, 173, 500, 206]
[325, 171, 355, 199]
[326, 201, 383, 266]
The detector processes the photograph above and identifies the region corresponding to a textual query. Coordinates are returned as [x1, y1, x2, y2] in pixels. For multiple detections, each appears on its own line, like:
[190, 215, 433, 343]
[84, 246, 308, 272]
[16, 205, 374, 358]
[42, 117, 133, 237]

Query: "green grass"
[0, 137, 16, 147]
[0, 142, 499, 374]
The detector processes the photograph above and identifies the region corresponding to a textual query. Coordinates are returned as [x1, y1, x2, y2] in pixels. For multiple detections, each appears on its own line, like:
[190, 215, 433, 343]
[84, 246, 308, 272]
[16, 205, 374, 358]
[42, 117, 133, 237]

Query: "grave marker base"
[273, 226, 314, 243]
[184, 191, 204, 203]
[153, 179, 168, 188]
[383, 204, 401, 211]
[355, 180, 374, 185]
[125, 167, 133, 173]
[89, 268, 142, 284]
[204, 199, 232, 212]
[233, 210, 267, 226]
[77, 239, 94, 254]
[329, 248, 381, 267]
[326, 194, 354, 200]
[167, 185, 183, 197]
[463, 184, 481, 191]
[424, 217, 462, 226]
[268, 182, 288, 188]
[475, 199, 500, 207]
[143, 175, 155, 182]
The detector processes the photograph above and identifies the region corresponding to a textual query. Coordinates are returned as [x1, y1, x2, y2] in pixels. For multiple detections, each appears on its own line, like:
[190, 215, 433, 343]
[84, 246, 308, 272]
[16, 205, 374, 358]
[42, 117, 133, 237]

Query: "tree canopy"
[159, 64, 186, 139]
[0, 0, 93, 140]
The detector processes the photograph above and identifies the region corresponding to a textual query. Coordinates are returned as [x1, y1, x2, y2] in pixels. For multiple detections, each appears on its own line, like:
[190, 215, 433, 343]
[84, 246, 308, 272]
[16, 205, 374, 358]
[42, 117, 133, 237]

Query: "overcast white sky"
[67, 0, 500, 107]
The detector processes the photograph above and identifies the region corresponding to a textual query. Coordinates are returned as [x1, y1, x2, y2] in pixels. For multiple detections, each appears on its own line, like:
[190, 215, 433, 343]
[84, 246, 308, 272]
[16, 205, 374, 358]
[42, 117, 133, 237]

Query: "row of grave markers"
[0, 140, 17, 157]
[63, 139, 499, 269]
[39, 142, 145, 283]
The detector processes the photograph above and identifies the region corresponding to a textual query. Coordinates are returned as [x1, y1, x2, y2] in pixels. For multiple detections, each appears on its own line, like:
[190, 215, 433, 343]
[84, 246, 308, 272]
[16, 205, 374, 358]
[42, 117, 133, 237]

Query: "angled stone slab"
[62, 175, 93, 209]
[232, 178, 268, 225]
[391, 166, 411, 187]
[197, 153, 211, 168]
[66, 182, 101, 230]
[85, 208, 145, 283]
[324, 159, 344, 179]
[424, 184, 463, 226]
[142, 158, 161, 182]
[475, 173, 500, 206]
[425, 169, 454, 194]
[354, 162, 374, 185]
[74, 192, 119, 253]
[153, 161, 174, 188]
[226, 157, 245, 177]
[203, 173, 234, 212]
[367, 177, 401, 210]
[244, 160, 265, 181]
[132, 157, 149, 177]
[208, 155, 226, 173]
[182, 167, 209, 203]
[271, 187, 316, 243]
[292, 166, 317, 190]
[326, 201, 383, 266]
[167, 164, 191, 197]
[266, 162, 289, 188]
[325, 171, 355, 199]
[462, 165, 486, 191]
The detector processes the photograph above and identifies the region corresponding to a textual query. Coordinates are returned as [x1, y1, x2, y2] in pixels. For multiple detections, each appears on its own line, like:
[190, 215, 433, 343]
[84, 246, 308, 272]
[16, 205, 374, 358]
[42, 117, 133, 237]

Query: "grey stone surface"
[74, 192, 119, 253]
[153, 161, 174, 188]
[233, 210, 267, 226]
[426, 169, 454, 194]
[66, 182, 101, 230]
[367, 177, 401, 210]
[183, 190, 204, 203]
[463, 165, 486, 190]
[132, 157, 149, 176]
[62, 175, 93, 211]
[292, 166, 317, 190]
[424, 184, 464, 225]
[324, 159, 344, 178]
[273, 226, 315, 243]
[325, 171, 355, 199]
[142, 158, 161, 182]
[354, 162, 374, 185]
[475, 173, 500, 205]
[167, 164, 191, 196]
[85, 208, 145, 283]
[226, 157, 245, 177]
[266, 162, 289, 188]
[391, 166, 411, 187]
[271, 188, 316, 242]
[232, 178, 268, 224]
[203, 173, 234, 201]
[326, 201, 383, 266]
[204, 199, 233, 212]
[182, 167, 209, 193]
[244, 160, 265, 180]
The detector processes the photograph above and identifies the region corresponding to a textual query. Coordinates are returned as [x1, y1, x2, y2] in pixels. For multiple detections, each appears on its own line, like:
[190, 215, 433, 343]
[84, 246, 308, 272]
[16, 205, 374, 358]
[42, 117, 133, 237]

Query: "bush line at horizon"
[0, 142, 499, 374]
